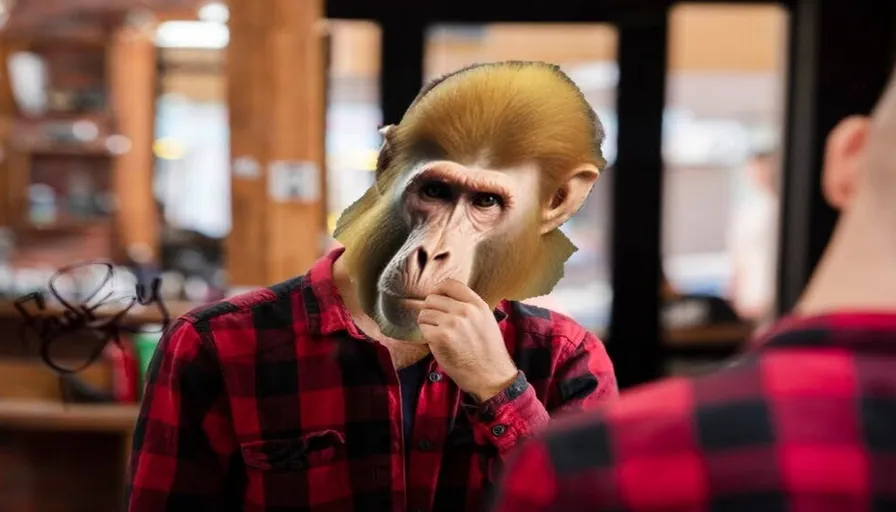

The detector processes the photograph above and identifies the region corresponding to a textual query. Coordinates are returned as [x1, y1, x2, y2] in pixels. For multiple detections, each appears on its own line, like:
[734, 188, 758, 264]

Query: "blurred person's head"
[799, 64, 896, 314]
[821, 71, 896, 214]
[745, 149, 780, 196]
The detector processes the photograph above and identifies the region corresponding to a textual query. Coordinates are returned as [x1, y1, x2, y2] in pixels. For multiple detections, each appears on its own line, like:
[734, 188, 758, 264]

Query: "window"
[153, 24, 230, 240]
[662, 4, 788, 322]
[152, 19, 231, 300]
[324, 20, 382, 245]
[426, 24, 618, 332]
[660, 4, 788, 375]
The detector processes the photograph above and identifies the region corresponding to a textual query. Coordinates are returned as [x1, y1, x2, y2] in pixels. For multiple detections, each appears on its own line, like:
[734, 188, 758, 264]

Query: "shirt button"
[417, 439, 432, 451]
[428, 371, 442, 382]
[491, 424, 507, 436]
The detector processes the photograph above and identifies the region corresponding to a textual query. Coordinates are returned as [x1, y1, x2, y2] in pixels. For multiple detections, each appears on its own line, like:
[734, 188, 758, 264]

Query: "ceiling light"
[197, 2, 229, 24]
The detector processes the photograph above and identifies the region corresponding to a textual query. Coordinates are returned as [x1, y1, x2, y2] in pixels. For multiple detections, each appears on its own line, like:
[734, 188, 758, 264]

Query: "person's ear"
[540, 164, 600, 235]
[822, 115, 869, 211]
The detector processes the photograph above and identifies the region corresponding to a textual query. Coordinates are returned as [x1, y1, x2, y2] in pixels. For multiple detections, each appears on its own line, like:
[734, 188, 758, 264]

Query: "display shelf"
[0, 400, 138, 432]
[0, 298, 199, 325]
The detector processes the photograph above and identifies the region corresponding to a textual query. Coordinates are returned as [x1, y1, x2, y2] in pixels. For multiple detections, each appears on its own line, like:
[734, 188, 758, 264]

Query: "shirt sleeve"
[465, 329, 617, 458]
[488, 436, 561, 512]
[124, 319, 239, 511]
[551, 330, 619, 413]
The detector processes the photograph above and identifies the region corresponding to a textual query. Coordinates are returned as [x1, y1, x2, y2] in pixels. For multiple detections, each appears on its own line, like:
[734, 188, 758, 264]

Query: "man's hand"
[417, 279, 518, 402]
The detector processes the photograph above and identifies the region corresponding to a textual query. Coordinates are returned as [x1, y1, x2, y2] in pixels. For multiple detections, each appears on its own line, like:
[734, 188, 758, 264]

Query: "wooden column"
[108, 24, 160, 261]
[227, 0, 326, 287]
[0, 39, 21, 228]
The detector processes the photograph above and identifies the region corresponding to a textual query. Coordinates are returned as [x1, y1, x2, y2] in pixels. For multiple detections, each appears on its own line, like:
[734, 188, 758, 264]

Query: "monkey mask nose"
[410, 245, 451, 275]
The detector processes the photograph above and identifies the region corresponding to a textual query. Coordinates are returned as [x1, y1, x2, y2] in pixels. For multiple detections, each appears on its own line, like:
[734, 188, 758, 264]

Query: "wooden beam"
[337, 6, 785, 82]
[668, 4, 788, 74]
[227, 0, 326, 287]
[108, 24, 160, 262]
[7, 0, 203, 26]
[0, 39, 18, 228]
[225, 1, 268, 287]
[607, 10, 668, 388]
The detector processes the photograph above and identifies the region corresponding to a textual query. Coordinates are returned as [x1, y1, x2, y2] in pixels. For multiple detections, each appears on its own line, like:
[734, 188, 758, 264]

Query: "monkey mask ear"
[374, 124, 397, 185]
[540, 164, 601, 235]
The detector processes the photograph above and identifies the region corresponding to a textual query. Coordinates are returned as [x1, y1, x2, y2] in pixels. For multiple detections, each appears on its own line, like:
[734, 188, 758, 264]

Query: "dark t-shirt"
[397, 358, 429, 456]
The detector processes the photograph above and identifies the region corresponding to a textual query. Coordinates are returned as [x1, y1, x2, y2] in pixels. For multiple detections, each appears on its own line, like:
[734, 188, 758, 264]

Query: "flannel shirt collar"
[302, 247, 507, 338]
[751, 311, 896, 354]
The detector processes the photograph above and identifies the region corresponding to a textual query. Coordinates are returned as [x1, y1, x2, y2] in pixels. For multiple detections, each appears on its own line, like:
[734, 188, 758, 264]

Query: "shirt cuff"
[463, 370, 550, 455]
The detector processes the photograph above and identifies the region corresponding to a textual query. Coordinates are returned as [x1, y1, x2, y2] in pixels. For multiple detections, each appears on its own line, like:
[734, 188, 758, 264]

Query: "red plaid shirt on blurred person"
[492, 312, 896, 512]
[125, 249, 617, 512]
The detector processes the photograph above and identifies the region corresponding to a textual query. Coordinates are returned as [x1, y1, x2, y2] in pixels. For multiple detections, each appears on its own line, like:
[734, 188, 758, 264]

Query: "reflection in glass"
[662, 4, 788, 324]
[155, 94, 230, 238]
[425, 24, 618, 332]
[152, 30, 230, 300]
[324, 21, 382, 244]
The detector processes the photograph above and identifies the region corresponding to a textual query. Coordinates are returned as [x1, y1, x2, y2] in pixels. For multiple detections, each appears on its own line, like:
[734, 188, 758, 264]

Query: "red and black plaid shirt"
[492, 312, 896, 512]
[125, 248, 617, 512]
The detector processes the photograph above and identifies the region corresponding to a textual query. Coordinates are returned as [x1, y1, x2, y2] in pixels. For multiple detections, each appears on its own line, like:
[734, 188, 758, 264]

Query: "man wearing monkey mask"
[126, 61, 618, 512]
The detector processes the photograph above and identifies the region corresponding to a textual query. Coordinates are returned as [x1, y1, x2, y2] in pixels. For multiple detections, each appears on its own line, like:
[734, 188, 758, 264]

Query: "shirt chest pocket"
[241, 430, 346, 472]
[240, 430, 352, 508]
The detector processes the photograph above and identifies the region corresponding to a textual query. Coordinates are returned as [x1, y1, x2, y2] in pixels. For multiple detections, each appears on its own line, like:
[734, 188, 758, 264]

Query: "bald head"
[821, 66, 896, 211]
[797, 65, 896, 317]
[866, 69, 896, 179]
[872, 67, 896, 124]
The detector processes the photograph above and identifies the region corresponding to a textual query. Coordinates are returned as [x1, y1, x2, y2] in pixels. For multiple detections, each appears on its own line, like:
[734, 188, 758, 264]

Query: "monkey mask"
[334, 61, 607, 341]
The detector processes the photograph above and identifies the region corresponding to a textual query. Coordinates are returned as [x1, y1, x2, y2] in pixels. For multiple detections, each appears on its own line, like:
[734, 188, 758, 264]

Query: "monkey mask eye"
[421, 181, 452, 200]
[471, 193, 502, 209]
